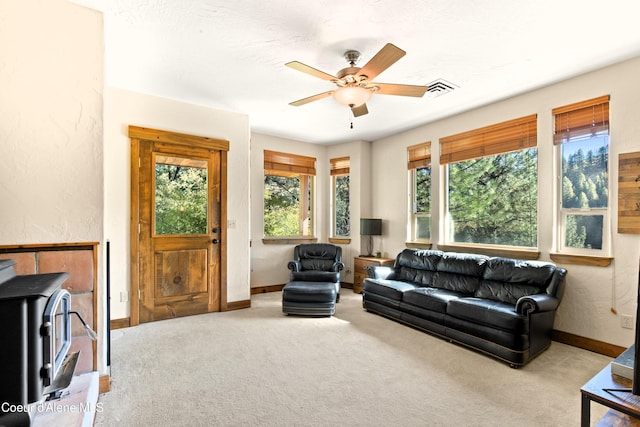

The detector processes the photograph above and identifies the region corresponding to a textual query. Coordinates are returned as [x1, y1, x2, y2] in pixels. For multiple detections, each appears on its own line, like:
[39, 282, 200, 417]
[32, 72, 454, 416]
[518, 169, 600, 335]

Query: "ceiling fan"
[286, 43, 427, 117]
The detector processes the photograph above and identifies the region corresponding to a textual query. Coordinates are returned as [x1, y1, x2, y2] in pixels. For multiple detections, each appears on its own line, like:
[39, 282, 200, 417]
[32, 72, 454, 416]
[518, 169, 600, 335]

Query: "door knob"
[212, 239, 220, 244]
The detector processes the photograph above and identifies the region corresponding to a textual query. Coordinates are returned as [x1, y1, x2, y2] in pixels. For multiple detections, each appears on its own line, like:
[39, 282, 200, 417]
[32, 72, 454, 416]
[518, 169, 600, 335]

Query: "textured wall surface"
[0, 0, 104, 244]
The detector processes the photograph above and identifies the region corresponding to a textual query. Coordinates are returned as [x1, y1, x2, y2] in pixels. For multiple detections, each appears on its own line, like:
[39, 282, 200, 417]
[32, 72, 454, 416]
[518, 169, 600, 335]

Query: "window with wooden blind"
[407, 142, 431, 242]
[440, 115, 538, 248]
[330, 157, 350, 238]
[553, 96, 610, 256]
[263, 150, 315, 238]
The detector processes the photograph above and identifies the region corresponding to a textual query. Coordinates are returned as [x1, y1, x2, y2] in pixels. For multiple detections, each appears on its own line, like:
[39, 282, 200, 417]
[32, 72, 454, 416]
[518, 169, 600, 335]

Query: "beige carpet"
[95, 290, 612, 426]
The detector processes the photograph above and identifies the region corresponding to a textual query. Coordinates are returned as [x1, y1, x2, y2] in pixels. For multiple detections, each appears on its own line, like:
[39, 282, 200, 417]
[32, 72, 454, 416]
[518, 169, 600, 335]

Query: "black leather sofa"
[362, 249, 566, 366]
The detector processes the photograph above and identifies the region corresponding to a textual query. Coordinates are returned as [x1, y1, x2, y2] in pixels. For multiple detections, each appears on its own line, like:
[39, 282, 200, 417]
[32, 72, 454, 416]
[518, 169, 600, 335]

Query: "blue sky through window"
[562, 135, 608, 158]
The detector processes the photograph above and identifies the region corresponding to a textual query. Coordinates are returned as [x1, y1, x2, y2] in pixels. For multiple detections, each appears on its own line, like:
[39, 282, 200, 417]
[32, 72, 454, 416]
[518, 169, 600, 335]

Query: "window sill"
[437, 244, 540, 260]
[549, 253, 613, 267]
[405, 241, 433, 249]
[328, 237, 351, 244]
[262, 237, 318, 245]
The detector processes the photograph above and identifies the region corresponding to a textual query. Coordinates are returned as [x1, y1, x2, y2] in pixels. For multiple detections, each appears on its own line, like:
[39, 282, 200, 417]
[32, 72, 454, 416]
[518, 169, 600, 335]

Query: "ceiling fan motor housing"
[335, 67, 366, 85]
[344, 50, 361, 66]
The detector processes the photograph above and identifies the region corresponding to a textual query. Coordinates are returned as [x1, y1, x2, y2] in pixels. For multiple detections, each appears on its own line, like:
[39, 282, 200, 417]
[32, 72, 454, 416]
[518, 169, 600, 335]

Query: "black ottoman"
[282, 281, 337, 316]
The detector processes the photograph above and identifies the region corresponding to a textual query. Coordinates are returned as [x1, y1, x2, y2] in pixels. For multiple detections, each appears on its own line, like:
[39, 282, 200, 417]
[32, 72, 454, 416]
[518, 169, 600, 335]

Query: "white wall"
[372, 56, 640, 347]
[104, 87, 251, 319]
[0, 0, 105, 371]
[0, 0, 103, 244]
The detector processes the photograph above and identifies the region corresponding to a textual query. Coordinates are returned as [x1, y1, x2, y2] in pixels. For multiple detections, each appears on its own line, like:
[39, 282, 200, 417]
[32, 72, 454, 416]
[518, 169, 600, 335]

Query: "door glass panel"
[155, 155, 208, 235]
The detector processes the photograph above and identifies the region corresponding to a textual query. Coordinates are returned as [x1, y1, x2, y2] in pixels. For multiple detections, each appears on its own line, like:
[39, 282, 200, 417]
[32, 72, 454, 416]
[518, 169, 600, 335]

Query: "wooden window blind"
[264, 150, 316, 176]
[330, 156, 350, 176]
[439, 114, 537, 165]
[407, 142, 431, 169]
[552, 95, 609, 145]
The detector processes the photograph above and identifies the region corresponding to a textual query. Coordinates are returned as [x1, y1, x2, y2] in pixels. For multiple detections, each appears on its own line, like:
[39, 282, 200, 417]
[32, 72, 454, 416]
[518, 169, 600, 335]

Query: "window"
[553, 96, 610, 254]
[440, 115, 538, 248]
[155, 156, 208, 235]
[407, 142, 431, 241]
[330, 157, 350, 237]
[263, 150, 315, 237]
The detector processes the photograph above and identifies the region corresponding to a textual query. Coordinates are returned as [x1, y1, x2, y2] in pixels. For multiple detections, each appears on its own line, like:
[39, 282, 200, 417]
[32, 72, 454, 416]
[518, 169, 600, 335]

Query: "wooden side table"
[353, 256, 394, 293]
[581, 363, 640, 426]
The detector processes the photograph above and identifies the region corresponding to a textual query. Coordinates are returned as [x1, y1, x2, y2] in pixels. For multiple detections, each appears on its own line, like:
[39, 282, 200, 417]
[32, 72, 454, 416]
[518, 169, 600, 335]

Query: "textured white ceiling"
[95, 0, 640, 145]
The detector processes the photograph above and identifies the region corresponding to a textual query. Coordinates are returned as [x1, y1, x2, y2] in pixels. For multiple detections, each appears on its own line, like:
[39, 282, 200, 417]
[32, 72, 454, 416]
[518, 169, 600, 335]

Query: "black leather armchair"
[287, 243, 345, 299]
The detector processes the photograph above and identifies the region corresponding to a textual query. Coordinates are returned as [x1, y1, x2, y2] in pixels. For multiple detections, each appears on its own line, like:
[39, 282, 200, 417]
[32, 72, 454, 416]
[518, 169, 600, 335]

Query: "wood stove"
[0, 259, 82, 408]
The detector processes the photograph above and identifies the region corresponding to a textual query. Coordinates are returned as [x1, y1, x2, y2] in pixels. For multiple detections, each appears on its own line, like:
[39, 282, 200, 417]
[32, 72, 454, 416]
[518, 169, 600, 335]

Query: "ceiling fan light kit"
[332, 86, 372, 108]
[286, 43, 427, 118]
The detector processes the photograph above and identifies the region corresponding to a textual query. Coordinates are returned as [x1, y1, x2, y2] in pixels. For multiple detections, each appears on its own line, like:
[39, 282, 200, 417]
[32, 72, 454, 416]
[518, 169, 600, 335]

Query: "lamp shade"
[360, 218, 382, 236]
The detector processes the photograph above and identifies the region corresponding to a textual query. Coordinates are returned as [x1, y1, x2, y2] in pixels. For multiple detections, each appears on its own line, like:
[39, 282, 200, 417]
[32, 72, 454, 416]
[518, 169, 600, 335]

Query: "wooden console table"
[581, 363, 640, 426]
[353, 256, 394, 293]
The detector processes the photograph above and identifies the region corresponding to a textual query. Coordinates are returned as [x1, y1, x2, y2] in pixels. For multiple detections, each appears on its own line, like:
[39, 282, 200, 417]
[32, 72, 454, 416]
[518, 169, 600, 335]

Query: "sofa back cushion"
[296, 243, 341, 271]
[395, 249, 443, 286]
[300, 258, 334, 271]
[475, 258, 557, 304]
[432, 252, 489, 294]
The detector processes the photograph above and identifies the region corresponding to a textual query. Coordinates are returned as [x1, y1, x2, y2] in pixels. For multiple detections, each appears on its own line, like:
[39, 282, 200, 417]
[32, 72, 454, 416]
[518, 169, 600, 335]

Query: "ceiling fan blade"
[357, 43, 406, 81]
[351, 103, 368, 117]
[289, 91, 334, 106]
[374, 83, 428, 97]
[285, 61, 337, 81]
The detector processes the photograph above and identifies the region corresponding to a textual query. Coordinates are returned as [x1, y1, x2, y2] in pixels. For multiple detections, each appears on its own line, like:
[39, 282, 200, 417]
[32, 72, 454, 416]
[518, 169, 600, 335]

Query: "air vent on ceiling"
[426, 79, 458, 97]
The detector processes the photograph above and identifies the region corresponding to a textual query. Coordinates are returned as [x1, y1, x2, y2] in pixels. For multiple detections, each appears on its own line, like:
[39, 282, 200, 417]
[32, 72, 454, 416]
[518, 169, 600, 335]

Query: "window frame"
[553, 95, 611, 257]
[409, 167, 432, 243]
[558, 208, 610, 255]
[329, 156, 350, 240]
[440, 115, 538, 250]
[407, 142, 432, 244]
[330, 173, 350, 238]
[263, 150, 316, 240]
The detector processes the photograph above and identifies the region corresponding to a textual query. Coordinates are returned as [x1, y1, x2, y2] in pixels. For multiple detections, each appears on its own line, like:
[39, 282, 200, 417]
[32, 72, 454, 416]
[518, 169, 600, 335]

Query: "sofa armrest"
[332, 261, 345, 272]
[368, 266, 395, 279]
[287, 261, 302, 272]
[515, 294, 560, 315]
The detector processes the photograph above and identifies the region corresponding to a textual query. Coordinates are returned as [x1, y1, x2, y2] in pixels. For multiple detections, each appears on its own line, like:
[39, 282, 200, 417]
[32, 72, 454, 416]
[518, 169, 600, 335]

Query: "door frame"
[129, 126, 229, 327]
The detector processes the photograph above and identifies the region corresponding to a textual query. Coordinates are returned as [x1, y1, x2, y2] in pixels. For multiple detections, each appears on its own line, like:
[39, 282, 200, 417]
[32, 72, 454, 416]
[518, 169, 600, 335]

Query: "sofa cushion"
[402, 287, 464, 314]
[395, 249, 443, 286]
[431, 253, 488, 294]
[482, 257, 556, 288]
[291, 270, 340, 283]
[282, 281, 337, 303]
[300, 258, 335, 271]
[362, 279, 419, 301]
[295, 243, 341, 271]
[447, 297, 526, 333]
[397, 249, 444, 270]
[475, 281, 541, 305]
[475, 258, 557, 303]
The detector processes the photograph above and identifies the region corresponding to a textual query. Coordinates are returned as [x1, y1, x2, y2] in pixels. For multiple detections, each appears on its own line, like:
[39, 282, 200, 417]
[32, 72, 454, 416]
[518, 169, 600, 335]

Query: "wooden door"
[129, 127, 229, 325]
